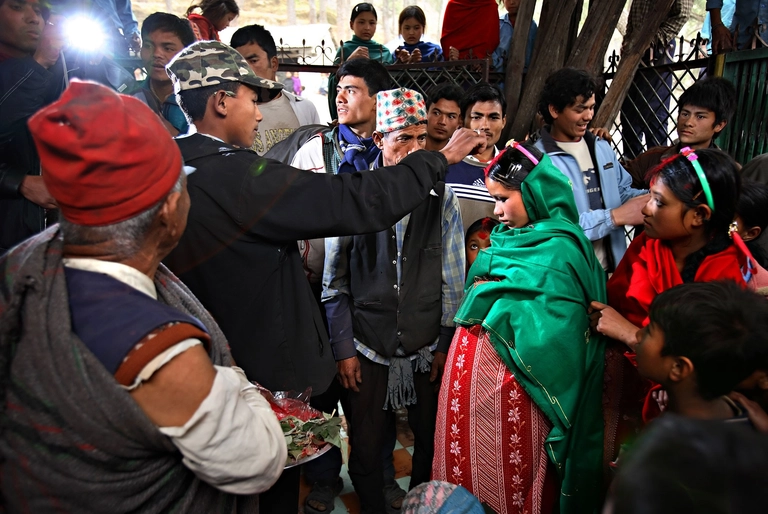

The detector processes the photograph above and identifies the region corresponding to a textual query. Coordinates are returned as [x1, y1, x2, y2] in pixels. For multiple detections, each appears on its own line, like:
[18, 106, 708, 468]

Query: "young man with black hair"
[425, 83, 464, 151]
[163, 41, 485, 512]
[626, 77, 737, 189]
[231, 24, 320, 155]
[534, 67, 648, 272]
[291, 57, 390, 306]
[291, 57, 392, 512]
[0, 0, 64, 253]
[444, 82, 503, 232]
[134, 12, 196, 136]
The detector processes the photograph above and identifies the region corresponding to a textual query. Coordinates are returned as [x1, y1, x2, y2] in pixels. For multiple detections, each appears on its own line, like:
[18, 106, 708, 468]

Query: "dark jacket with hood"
[165, 133, 450, 396]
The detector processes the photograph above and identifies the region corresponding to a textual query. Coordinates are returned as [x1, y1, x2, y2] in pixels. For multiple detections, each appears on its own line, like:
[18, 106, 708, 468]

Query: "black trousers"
[346, 353, 439, 514]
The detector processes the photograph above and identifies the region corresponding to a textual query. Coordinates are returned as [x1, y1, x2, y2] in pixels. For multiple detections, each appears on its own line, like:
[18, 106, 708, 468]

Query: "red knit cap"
[28, 80, 183, 226]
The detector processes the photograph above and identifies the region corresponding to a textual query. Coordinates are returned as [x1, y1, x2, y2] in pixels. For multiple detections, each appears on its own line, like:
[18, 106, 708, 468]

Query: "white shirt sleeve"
[291, 135, 326, 172]
[158, 365, 287, 494]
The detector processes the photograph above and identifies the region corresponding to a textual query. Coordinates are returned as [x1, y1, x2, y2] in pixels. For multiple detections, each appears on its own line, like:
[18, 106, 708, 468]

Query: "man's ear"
[372, 131, 385, 150]
[158, 190, 184, 237]
[713, 119, 727, 136]
[211, 90, 230, 117]
[668, 356, 694, 383]
[270, 56, 279, 73]
[548, 105, 560, 122]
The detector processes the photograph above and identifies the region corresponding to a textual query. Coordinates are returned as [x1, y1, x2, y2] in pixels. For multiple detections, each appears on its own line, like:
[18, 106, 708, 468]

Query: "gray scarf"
[384, 346, 434, 410]
[0, 227, 256, 513]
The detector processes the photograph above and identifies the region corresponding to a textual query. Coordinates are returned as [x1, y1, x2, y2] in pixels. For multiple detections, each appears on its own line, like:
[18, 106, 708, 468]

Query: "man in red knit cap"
[0, 79, 286, 512]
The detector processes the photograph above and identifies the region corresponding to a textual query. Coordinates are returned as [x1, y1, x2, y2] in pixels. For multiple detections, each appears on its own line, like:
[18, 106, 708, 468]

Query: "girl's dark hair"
[350, 3, 377, 22]
[647, 148, 741, 282]
[466, 217, 500, 240]
[484, 141, 543, 191]
[399, 6, 426, 29]
[186, 0, 239, 21]
[737, 179, 768, 268]
[737, 179, 768, 233]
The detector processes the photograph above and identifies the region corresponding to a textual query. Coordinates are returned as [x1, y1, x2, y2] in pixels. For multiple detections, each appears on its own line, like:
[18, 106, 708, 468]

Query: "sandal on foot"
[383, 482, 406, 513]
[304, 477, 343, 514]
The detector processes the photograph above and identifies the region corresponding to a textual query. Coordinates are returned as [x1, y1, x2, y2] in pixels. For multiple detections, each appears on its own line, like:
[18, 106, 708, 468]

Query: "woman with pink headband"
[432, 141, 607, 514]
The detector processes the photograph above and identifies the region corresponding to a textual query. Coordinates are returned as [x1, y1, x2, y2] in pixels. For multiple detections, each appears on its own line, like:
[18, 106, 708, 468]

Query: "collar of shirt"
[62, 257, 157, 299]
[463, 145, 500, 165]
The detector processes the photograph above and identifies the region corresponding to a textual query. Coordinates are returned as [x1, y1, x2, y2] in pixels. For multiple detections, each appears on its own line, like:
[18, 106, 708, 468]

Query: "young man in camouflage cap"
[322, 88, 465, 514]
[162, 41, 485, 511]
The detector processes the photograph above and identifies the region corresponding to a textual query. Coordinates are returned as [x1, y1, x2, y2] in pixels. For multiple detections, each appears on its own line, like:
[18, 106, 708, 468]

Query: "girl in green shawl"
[432, 141, 607, 514]
[327, 3, 394, 119]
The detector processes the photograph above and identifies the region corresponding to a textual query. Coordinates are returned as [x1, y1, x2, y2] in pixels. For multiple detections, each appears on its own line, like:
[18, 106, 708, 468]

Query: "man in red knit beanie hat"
[0, 79, 287, 512]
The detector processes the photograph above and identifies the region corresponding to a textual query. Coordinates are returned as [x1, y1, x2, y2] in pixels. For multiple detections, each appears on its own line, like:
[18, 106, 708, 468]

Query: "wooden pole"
[592, 0, 675, 130]
[505, 0, 579, 142]
[502, 0, 536, 138]
[566, 0, 626, 75]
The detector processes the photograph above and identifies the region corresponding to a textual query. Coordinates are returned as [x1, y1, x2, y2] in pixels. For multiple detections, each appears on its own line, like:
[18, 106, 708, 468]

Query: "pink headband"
[511, 140, 539, 166]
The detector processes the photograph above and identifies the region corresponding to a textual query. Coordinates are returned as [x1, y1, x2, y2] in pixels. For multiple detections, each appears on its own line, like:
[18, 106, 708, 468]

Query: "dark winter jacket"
[165, 133, 450, 395]
[0, 56, 65, 253]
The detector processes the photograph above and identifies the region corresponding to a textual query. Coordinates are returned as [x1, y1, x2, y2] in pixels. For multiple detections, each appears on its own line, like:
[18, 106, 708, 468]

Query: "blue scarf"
[337, 124, 379, 174]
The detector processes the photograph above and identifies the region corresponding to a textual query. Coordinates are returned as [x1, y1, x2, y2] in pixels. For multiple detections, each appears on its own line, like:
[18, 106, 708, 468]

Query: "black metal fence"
[602, 35, 712, 161]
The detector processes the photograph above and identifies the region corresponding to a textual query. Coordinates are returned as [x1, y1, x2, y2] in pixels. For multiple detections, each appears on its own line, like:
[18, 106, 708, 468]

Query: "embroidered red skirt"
[432, 325, 557, 514]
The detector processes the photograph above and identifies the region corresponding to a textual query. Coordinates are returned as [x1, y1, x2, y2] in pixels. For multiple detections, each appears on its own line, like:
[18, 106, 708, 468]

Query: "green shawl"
[327, 36, 394, 119]
[454, 154, 606, 514]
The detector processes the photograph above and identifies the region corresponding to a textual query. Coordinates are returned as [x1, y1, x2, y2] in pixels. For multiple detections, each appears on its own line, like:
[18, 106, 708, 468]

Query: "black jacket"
[0, 56, 65, 254]
[165, 133, 449, 395]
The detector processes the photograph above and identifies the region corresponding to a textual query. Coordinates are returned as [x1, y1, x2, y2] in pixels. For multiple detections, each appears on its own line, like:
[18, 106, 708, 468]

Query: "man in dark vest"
[162, 41, 485, 511]
[0, 81, 286, 512]
[322, 88, 466, 514]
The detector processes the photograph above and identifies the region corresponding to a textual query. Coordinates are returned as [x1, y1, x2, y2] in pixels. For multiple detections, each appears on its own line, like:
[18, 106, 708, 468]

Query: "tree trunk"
[566, 0, 626, 75]
[319, 0, 328, 23]
[502, 0, 536, 142]
[592, 0, 675, 130]
[165, 0, 172, 14]
[288, 0, 297, 25]
[505, 0, 580, 142]
[566, 0, 584, 59]
[336, 0, 348, 41]
[309, 0, 317, 23]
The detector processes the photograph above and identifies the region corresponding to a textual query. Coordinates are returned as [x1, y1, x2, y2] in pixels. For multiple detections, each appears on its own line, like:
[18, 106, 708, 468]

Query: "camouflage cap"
[166, 40, 283, 94]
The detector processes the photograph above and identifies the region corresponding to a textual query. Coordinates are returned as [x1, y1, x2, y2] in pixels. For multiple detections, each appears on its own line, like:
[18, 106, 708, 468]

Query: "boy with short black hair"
[636, 281, 768, 422]
[231, 24, 320, 155]
[134, 12, 196, 135]
[534, 67, 648, 272]
[445, 82, 506, 232]
[626, 77, 737, 189]
[425, 83, 463, 151]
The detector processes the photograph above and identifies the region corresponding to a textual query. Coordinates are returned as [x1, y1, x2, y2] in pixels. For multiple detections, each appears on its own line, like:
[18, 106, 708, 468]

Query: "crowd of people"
[2, 1, 768, 514]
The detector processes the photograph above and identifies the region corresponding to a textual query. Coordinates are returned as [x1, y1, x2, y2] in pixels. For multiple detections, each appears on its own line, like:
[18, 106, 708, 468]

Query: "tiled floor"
[298, 409, 415, 513]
